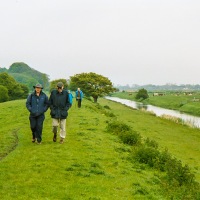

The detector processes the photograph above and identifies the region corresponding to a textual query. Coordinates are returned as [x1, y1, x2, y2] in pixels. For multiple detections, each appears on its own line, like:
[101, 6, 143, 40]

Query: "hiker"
[68, 90, 74, 107]
[75, 88, 83, 108]
[49, 82, 71, 144]
[26, 83, 49, 144]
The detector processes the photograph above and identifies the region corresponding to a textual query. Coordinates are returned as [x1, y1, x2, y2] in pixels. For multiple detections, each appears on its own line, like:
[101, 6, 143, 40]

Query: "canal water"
[105, 96, 200, 128]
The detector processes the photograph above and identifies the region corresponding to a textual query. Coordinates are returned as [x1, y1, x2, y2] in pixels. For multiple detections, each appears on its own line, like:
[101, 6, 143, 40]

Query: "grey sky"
[0, 0, 200, 85]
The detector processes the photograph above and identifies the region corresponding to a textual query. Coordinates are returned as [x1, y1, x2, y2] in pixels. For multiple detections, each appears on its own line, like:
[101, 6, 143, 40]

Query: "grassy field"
[0, 97, 200, 199]
[111, 91, 200, 116]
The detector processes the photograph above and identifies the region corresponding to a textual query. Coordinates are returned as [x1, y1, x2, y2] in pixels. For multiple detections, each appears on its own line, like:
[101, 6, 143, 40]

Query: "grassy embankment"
[0, 97, 200, 199]
[111, 91, 200, 116]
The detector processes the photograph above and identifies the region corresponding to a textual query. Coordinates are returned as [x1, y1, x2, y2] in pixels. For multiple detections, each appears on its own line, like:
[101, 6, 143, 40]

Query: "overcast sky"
[0, 0, 200, 86]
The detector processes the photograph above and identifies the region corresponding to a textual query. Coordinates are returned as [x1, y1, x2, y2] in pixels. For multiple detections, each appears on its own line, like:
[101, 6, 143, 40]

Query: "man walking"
[75, 88, 83, 108]
[49, 82, 71, 144]
[26, 83, 49, 144]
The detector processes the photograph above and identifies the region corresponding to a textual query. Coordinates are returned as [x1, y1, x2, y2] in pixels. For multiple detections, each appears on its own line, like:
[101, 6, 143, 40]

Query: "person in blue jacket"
[26, 83, 49, 144]
[68, 90, 73, 107]
[75, 88, 83, 108]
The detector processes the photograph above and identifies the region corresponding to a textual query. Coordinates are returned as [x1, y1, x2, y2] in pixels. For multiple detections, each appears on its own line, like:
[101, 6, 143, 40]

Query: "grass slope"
[0, 98, 200, 199]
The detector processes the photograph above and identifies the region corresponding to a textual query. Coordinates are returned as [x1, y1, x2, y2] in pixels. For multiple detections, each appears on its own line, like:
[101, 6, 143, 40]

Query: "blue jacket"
[26, 91, 49, 117]
[49, 89, 71, 119]
[68, 93, 73, 105]
[75, 90, 83, 100]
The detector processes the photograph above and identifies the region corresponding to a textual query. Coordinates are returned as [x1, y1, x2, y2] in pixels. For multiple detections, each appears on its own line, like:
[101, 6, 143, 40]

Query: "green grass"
[0, 98, 200, 199]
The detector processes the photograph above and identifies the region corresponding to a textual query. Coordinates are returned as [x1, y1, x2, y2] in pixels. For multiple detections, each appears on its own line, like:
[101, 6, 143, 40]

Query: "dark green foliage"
[0, 85, 9, 102]
[133, 145, 198, 188]
[135, 88, 149, 100]
[144, 137, 158, 149]
[69, 72, 116, 102]
[134, 146, 160, 167]
[50, 78, 68, 91]
[119, 130, 141, 145]
[106, 121, 141, 145]
[106, 121, 132, 134]
[103, 105, 110, 109]
[165, 158, 195, 186]
[0, 72, 29, 101]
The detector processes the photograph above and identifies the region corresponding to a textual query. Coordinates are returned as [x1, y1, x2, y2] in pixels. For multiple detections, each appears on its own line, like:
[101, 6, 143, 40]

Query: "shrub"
[134, 146, 160, 167]
[144, 137, 158, 149]
[119, 130, 141, 145]
[106, 121, 132, 135]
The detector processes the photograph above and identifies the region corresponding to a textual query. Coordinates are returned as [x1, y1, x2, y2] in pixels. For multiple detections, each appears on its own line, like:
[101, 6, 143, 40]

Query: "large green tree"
[0, 72, 29, 101]
[69, 72, 116, 102]
[135, 88, 149, 100]
[50, 78, 68, 92]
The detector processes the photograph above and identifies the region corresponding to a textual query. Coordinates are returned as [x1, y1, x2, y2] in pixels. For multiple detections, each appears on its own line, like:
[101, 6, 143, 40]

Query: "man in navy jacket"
[26, 83, 49, 144]
[49, 82, 71, 144]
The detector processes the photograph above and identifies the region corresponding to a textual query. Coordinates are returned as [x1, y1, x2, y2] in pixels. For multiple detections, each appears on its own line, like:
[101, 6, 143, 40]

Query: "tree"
[50, 78, 68, 91]
[0, 72, 29, 101]
[69, 72, 116, 102]
[135, 88, 149, 100]
[0, 85, 9, 102]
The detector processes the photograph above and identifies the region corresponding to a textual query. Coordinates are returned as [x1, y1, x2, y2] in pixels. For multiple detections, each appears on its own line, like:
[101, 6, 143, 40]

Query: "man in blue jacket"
[75, 88, 83, 108]
[49, 82, 71, 144]
[26, 83, 49, 144]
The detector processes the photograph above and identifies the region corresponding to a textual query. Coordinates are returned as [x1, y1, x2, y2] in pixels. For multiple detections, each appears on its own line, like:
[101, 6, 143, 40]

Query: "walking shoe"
[32, 138, 36, 143]
[53, 134, 57, 142]
[37, 141, 42, 145]
[60, 138, 64, 144]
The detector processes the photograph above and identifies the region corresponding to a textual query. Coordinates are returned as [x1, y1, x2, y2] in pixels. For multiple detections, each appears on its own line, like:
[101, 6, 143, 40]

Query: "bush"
[144, 137, 158, 149]
[106, 121, 132, 135]
[119, 130, 141, 145]
[134, 146, 160, 167]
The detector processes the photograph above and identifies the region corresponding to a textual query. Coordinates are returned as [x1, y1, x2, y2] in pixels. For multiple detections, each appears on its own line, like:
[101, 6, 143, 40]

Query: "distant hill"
[0, 62, 50, 91]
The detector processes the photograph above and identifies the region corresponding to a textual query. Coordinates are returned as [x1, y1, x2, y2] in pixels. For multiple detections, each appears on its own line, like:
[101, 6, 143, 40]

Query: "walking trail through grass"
[0, 98, 200, 199]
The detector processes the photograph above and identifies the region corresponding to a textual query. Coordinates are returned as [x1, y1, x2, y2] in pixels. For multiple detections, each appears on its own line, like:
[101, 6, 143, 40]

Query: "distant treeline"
[116, 84, 200, 91]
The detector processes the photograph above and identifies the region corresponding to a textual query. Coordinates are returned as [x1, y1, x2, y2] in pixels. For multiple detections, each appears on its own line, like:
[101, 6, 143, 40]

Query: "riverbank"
[110, 91, 200, 117]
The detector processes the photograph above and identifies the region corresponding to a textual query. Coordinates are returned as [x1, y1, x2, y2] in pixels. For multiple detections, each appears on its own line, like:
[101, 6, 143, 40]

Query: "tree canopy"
[135, 88, 149, 100]
[50, 78, 68, 91]
[69, 72, 116, 102]
[0, 72, 29, 101]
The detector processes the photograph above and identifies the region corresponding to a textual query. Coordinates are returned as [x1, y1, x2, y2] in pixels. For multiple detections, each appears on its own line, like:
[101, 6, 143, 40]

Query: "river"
[105, 96, 200, 128]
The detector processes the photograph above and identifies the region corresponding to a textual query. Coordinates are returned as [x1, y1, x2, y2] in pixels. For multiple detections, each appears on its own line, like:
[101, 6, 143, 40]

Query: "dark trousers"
[77, 99, 82, 108]
[29, 114, 45, 143]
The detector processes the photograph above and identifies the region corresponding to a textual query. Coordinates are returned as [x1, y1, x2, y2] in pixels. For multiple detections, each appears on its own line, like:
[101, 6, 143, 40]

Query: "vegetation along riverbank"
[0, 97, 200, 199]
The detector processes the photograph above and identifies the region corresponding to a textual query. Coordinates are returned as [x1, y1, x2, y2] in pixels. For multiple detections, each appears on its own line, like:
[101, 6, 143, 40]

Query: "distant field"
[0, 98, 199, 199]
[111, 91, 200, 116]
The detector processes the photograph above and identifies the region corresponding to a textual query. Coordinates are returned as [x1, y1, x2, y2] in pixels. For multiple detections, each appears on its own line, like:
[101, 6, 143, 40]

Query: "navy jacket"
[26, 91, 49, 117]
[49, 89, 71, 119]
